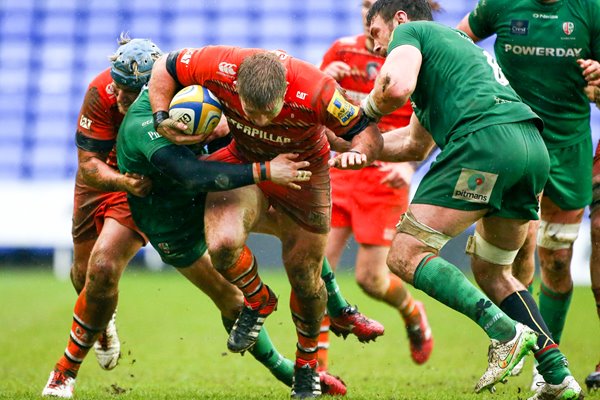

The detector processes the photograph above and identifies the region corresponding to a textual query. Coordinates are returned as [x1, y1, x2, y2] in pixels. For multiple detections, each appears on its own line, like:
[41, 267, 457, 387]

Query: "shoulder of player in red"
[76, 67, 123, 146]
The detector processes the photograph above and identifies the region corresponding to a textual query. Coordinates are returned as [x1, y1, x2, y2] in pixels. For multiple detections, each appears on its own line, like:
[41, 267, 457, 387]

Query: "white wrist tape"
[361, 93, 384, 121]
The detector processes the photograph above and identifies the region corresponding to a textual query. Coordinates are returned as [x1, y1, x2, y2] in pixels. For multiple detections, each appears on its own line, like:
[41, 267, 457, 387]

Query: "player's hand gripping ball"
[169, 85, 223, 135]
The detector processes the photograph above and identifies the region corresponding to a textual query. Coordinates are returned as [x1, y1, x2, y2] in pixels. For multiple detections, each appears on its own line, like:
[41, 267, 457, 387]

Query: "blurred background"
[0, 0, 598, 284]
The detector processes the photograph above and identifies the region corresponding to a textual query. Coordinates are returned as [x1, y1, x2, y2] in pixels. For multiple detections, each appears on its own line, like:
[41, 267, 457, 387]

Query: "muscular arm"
[378, 113, 435, 162]
[148, 55, 178, 114]
[148, 53, 199, 144]
[78, 148, 148, 195]
[349, 123, 383, 164]
[370, 45, 421, 116]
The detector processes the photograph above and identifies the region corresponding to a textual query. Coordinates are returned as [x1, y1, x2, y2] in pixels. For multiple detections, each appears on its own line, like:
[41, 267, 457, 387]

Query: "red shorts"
[330, 166, 409, 246]
[206, 142, 331, 233]
[72, 181, 147, 244]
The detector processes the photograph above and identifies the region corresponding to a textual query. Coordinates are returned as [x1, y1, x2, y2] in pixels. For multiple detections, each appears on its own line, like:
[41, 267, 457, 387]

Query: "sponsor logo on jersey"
[147, 130, 161, 140]
[503, 44, 582, 58]
[562, 21, 574, 35]
[226, 116, 292, 144]
[510, 20, 529, 36]
[296, 90, 307, 100]
[181, 50, 193, 65]
[218, 62, 237, 77]
[79, 115, 92, 130]
[452, 168, 498, 204]
[106, 83, 115, 96]
[532, 13, 558, 19]
[326, 90, 359, 126]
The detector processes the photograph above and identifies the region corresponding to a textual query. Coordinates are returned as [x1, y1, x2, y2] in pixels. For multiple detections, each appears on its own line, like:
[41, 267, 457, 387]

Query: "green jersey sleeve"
[385, 22, 540, 148]
[467, 0, 505, 40]
[388, 23, 422, 53]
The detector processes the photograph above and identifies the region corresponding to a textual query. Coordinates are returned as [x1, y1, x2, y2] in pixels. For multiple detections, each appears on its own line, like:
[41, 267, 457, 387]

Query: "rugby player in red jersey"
[149, 46, 382, 398]
[42, 38, 348, 398]
[316, 0, 439, 370]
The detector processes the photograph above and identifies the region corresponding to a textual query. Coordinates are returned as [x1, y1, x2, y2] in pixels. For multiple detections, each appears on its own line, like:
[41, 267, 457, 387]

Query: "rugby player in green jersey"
[457, 0, 600, 391]
[330, 0, 584, 398]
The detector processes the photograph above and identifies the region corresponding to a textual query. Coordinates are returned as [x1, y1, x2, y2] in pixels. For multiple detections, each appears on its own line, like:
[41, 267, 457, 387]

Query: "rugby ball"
[169, 85, 223, 135]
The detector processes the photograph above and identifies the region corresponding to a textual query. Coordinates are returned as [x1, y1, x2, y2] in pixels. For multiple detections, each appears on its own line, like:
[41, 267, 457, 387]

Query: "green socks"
[538, 282, 572, 344]
[221, 316, 294, 386]
[536, 347, 572, 385]
[413, 254, 516, 341]
[321, 257, 349, 318]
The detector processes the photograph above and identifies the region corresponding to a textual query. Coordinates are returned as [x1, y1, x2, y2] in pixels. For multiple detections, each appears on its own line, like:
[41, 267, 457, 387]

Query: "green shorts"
[543, 136, 592, 210]
[130, 198, 207, 268]
[413, 121, 549, 220]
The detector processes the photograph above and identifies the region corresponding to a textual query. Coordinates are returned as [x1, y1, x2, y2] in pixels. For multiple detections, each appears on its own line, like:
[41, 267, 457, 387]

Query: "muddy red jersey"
[320, 34, 412, 132]
[171, 46, 368, 164]
[75, 68, 122, 173]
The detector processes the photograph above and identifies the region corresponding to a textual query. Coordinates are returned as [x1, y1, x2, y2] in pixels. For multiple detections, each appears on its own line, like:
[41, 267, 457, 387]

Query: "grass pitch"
[1, 267, 599, 399]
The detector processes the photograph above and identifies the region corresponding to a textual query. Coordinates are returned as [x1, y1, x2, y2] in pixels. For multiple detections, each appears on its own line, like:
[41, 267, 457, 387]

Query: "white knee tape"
[536, 221, 581, 250]
[465, 231, 519, 265]
[395, 210, 452, 251]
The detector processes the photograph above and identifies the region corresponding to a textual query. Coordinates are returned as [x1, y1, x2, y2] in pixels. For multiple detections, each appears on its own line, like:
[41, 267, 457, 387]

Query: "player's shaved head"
[237, 52, 287, 110]
[366, 0, 434, 27]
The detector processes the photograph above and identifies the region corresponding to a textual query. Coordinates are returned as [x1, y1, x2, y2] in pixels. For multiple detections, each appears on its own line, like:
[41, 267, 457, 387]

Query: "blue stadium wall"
[0, 1, 597, 282]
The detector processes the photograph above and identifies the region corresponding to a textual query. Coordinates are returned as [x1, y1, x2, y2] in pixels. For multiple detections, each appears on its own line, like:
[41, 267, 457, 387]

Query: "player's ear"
[394, 10, 409, 25]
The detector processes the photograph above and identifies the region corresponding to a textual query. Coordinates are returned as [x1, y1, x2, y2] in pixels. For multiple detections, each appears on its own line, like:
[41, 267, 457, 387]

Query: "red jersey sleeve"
[316, 79, 366, 137]
[76, 69, 122, 154]
[173, 46, 259, 88]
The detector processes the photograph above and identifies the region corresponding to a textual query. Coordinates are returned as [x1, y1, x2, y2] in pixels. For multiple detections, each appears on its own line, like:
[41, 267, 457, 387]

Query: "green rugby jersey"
[116, 89, 206, 236]
[469, 0, 600, 148]
[388, 21, 541, 149]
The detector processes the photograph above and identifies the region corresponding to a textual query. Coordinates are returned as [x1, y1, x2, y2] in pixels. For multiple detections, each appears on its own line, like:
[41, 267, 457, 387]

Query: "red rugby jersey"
[75, 68, 123, 170]
[320, 34, 412, 132]
[173, 46, 368, 163]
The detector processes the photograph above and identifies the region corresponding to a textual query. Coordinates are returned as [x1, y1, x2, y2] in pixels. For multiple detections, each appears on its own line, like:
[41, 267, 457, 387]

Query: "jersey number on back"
[483, 50, 509, 86]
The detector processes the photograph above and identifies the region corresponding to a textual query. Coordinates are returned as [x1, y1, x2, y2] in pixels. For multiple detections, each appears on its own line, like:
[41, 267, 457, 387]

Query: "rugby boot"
[319, 371, 346, 396]
[475, 323, 538, 393]
[527, 376, 583, 400]
[227, 286, 278, 353]
[291, 363, 321, 398]
[531, 364, 546, 393]
[406, 301, 433, 365]
[329, 305, 384, 343]
[511, 357, 525, 376]
[585, 363, 600, 391]
[94, 311, 120, 370]
[41, 369, 75, 398]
